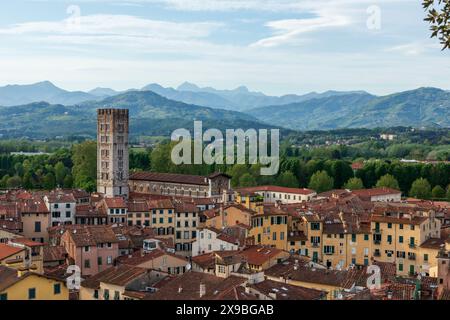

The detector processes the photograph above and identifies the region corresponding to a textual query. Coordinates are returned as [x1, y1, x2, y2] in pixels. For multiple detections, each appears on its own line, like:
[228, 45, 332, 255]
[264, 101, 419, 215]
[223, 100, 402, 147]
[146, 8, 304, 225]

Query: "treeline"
[1, 140, 450, 200]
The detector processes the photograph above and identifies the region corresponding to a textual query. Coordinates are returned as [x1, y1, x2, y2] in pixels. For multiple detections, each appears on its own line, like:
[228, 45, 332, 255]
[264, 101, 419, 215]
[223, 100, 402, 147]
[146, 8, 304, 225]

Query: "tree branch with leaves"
[423, 0, 450, 50]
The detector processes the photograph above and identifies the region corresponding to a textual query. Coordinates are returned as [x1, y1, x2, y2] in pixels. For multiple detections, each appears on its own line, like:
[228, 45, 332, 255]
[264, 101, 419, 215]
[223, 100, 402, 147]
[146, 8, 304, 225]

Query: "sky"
[0, 0, 449, 96]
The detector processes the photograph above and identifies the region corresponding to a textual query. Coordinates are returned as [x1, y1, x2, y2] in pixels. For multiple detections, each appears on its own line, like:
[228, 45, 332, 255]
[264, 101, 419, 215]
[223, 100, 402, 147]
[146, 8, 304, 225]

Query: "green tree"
[423, 0, 450, 50]
[344, 177, 364, 190]
[447, 184, 450, 201]
[72, 141, 97, 190]
[410, 178, 432, 199]
[6, 176, 22, 189]
[376, 174, 400, 190]
[431, 185, 446, 199]
[228, 164, 249, 188]
[54, 161, 67, 187]
[43, 172, 56, 190]
[308, 170, 334, 193]
[239, 173, 257, 187]
[63, 175, 74, 188]
[276, 171, 299, 188]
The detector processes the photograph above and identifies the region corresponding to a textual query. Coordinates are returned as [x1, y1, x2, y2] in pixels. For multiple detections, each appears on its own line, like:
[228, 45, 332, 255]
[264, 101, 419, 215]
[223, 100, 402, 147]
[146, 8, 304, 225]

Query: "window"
[310, 222, 320, 230]
[410, 225, 415, 231]
[272, 232, 277, 241]
[387, 235, 392, 243]
[114, 291, 120, 300]
[351, 247, 356, 255]
[66, 211, 71, 218]
[54, 283, 61, 295]
[34, 222, 41, 232]
[399, 236, 403, 243]
[351, 234, 356, 242]
[364, 234, 369, 241]
[84, 246, 90, 252]
[398, 264, 403, 272]
[324, 246, 335, 254]
[104, 289, 110, 300]
[28, 288, 36, 300]
[93, 290, 99, 299]
[107, 256, 113, 265]
[424, 254, 429, 262]
[280, 232, 285, 241]
[184, 231, 189, 239]
[84, 259, 91, 269]
[0, 293, 7, 300]
[159, 218, 164, 224]
[98, 257, 103, 265]
[387, 223, 392, 229]
[168, 217, 173, 223]
[399, 224, 403, 229]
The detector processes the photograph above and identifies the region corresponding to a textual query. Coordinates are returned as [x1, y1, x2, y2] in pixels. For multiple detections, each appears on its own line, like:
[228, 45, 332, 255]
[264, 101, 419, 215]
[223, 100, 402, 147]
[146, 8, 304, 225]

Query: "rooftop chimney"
[199, 283, 206, 298]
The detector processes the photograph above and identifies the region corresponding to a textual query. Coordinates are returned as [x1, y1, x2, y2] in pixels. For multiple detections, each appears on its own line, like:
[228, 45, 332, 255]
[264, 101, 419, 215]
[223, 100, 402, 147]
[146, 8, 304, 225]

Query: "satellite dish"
[186, 263, 192, 271]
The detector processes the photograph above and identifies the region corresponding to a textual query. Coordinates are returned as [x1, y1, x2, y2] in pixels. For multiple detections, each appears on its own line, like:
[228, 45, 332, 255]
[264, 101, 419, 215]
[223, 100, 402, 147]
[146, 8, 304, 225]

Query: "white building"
[192, 227, 240, 257]
[352, 188, 402, 202]
[237, 185, 317, 204]
[44, 192, 76, 227]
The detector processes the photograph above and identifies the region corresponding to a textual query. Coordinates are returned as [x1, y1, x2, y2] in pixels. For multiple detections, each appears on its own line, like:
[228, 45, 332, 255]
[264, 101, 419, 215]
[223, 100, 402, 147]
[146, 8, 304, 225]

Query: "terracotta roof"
[75, 204, 105, 217]
[11, 238, 44, 247]
[130, 172, 209, 186]
[144, 271, 246, 300]
[371, 214, 428, 225]
[249, 279, 326, 300]
[65, 225, 119, 247]
[0, 266, 21, 292]
[352, 187, 401, 198]
[237, 185, 316, 195]
[119, 249, 186, 266]
[147, 199, 175, 210]
[43, 245, 67, 262]
[18, 198, 49, 214]
[351, 163, 364, 170]
[420, 238, 446, 250]
[82, 265, 148, 289]
[208, 172, 231, 179]
[265, 260, 367, 289]
[127, 200, 149, 212]
[104, 197, 127, 208]
[240, 246, 286, 266]
[45, 193, 76, 203]
[0, 243, 24, 261]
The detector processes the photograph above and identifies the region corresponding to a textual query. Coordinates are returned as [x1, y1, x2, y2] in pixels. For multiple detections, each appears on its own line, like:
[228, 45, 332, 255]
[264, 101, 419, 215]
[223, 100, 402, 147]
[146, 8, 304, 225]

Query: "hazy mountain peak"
[177, 82, 201, 92]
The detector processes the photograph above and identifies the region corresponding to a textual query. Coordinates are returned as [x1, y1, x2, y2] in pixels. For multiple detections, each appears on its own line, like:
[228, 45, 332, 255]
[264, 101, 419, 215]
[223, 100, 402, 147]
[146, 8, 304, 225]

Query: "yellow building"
[0, 239, 44, 274]
[322, 222, 372, 269]
[371, 208, 441, 276]
[80, 265, 168, 300]
[0, 266, 69, 300]
[205, 204, 255, 229]
[250, 205, 288, 251]
[235, 190, 263, 211]
[299, 214, 323, 263]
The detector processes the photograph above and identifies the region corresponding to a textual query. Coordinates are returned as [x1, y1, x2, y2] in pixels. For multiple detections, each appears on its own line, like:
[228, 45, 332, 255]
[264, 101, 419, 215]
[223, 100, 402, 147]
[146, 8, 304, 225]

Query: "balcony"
[373, 240, 381, 245]
[409, 243, 416, 249]
[311, 243, 320, 248]
[372, 228, 382, 234]
[408, 255, 416, 261]
[373, 251, 381, 257]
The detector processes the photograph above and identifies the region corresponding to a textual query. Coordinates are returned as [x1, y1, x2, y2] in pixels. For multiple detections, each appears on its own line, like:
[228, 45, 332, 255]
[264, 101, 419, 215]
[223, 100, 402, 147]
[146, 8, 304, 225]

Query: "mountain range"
[0, 90, 278, 139]
[0, 81, 449, 138]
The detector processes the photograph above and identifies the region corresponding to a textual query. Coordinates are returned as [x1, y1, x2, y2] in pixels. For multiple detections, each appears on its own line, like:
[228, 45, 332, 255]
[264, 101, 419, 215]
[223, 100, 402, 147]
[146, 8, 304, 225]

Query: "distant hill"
[0, 91, 280, 139]
[247, 88, 450, 130]
[0, 81, 100, 106]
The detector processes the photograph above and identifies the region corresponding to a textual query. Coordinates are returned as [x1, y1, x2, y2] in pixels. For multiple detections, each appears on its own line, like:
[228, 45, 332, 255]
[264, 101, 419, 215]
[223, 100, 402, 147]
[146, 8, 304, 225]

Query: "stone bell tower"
[97, 109, 129, 198]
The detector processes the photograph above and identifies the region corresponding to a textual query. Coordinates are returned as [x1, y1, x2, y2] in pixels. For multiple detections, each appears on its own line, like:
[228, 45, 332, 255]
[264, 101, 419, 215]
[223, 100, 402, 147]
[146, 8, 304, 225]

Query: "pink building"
[61, 225, 119, 277]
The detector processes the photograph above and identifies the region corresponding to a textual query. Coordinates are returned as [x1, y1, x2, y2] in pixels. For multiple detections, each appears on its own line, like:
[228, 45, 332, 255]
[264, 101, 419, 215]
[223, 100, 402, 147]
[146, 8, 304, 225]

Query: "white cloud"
[0, 14, 221, 40]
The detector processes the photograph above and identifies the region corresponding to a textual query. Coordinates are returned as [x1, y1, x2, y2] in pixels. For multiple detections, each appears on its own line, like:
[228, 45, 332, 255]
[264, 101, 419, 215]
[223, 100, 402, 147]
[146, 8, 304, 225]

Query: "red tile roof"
[130, 172, 209, 186]
[104, 197, 127, 208]
[0, 243, 24, 261]
[240, 246, 286, 266]
[237, 185, 316, 195]
[352, 187, 401, 198]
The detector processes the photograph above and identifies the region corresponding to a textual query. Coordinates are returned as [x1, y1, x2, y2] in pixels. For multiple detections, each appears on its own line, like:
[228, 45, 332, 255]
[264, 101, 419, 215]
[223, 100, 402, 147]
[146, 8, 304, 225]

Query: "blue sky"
[0, 0, 449, 96]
